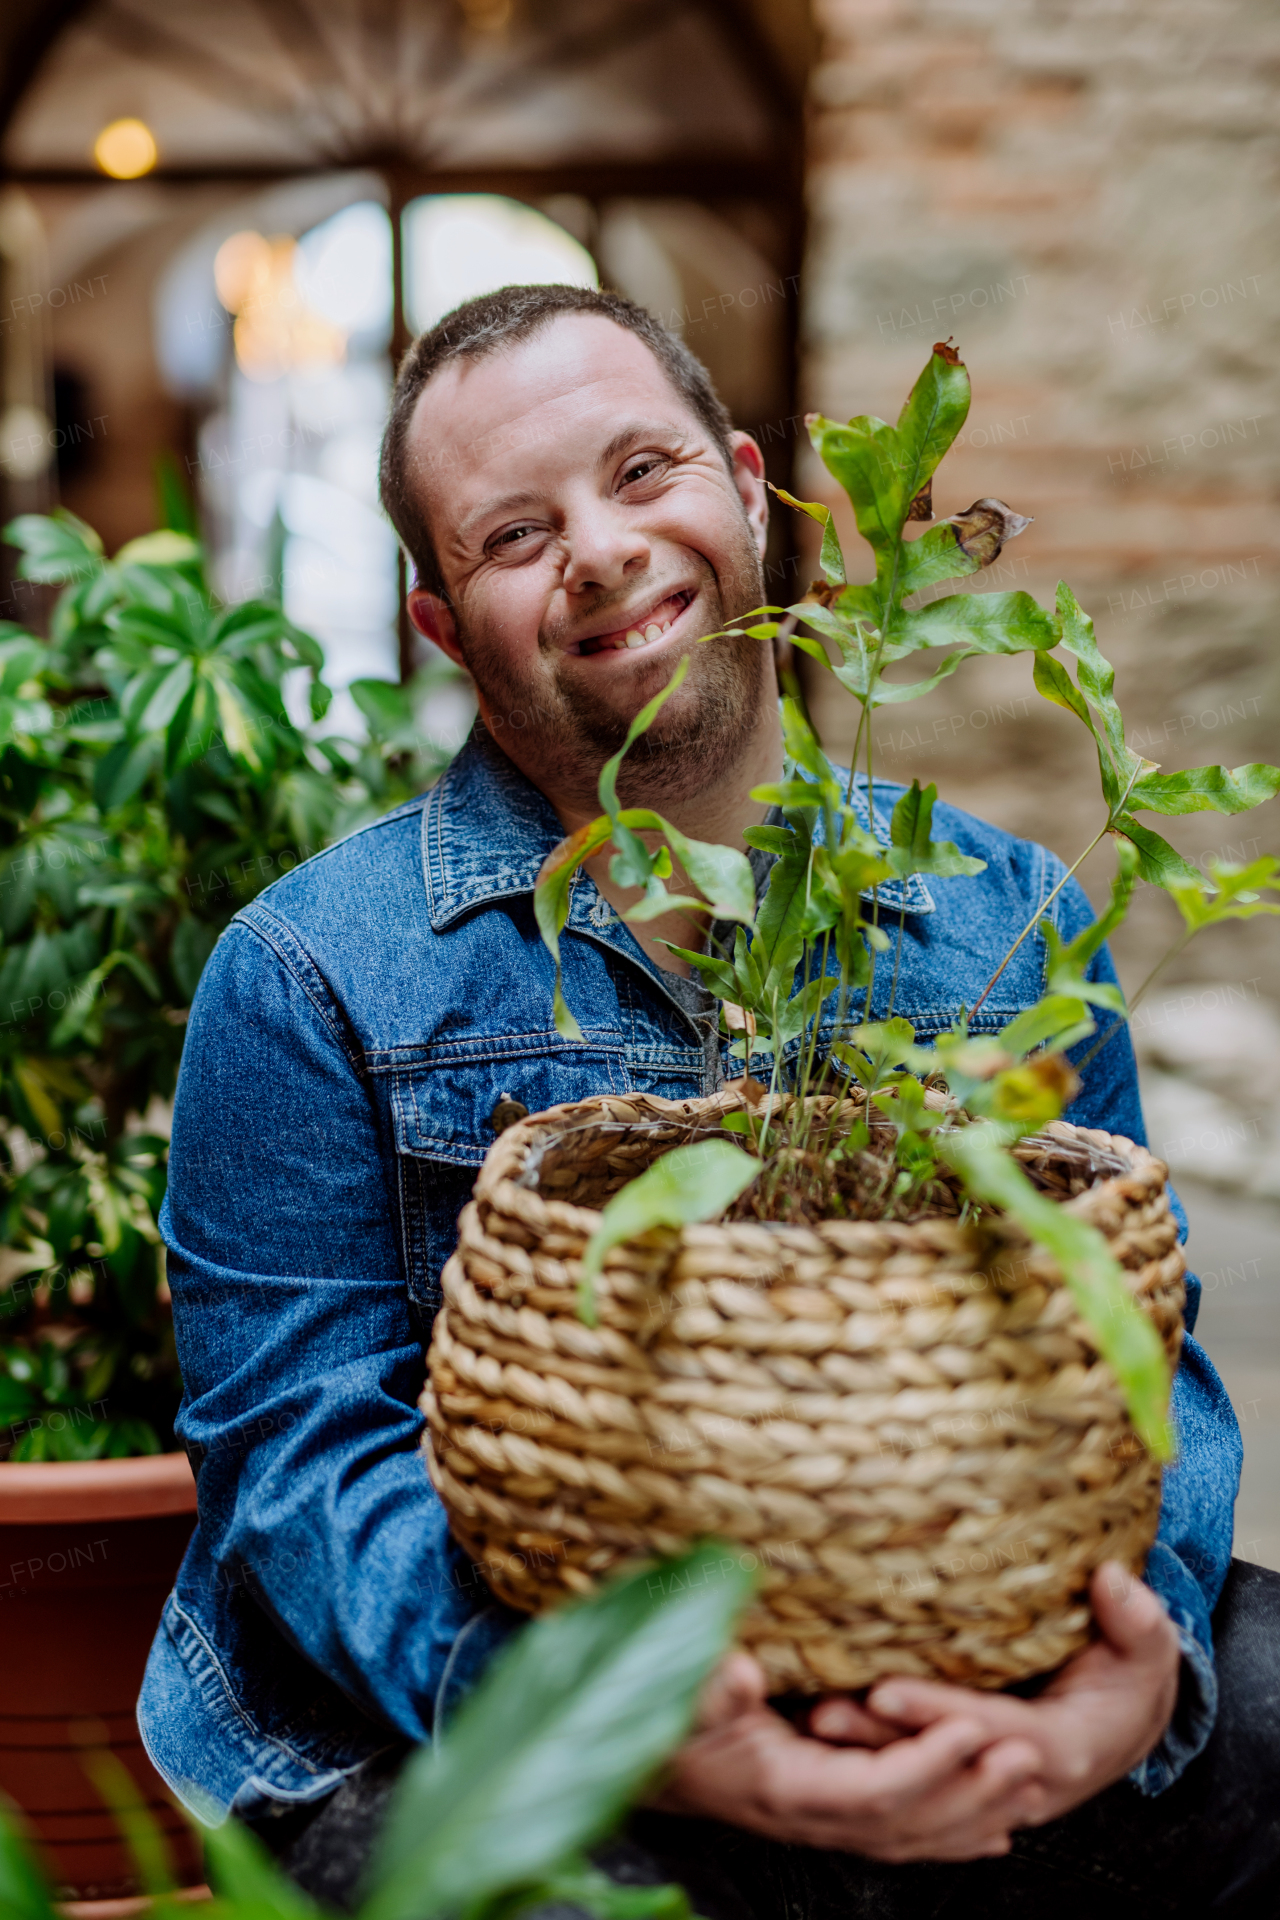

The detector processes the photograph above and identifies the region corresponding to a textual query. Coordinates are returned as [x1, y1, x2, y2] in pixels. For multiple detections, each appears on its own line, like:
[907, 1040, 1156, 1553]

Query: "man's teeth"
[584, 600, 687, 655]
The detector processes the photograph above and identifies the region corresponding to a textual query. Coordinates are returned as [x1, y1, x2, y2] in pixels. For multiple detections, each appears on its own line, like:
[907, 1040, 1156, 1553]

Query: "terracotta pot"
[0, 1453, 202, 1902]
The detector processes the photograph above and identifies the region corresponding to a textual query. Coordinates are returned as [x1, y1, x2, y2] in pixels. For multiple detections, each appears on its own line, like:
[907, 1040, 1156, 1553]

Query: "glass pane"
[402, 193, 597, 334]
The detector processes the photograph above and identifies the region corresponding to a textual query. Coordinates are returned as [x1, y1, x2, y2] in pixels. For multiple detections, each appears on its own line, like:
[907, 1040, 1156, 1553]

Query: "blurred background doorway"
[0, 0, 811, 728]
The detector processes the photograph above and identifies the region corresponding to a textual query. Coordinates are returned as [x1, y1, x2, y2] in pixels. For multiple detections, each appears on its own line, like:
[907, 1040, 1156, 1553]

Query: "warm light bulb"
[93, 118, 158, 180]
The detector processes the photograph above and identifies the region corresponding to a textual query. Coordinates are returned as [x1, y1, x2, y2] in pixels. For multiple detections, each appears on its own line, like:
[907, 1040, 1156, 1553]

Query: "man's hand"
[810, 1562, 1182, 1832]
[654, 1563, 1179, 1859]
[651, 1652, 1045, 1860]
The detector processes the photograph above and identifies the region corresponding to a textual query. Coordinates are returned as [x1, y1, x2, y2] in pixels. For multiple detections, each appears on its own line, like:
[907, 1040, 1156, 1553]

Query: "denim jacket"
[139, 724, 1241, 1821]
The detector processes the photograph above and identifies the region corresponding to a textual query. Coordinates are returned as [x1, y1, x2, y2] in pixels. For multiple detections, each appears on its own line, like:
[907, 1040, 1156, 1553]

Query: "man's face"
[404, 313, 770, 812]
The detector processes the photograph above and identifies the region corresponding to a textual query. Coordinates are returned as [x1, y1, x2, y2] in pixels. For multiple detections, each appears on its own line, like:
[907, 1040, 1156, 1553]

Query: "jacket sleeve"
[1056, 873, 1242, 1793]
[161, 916, 506, 1748]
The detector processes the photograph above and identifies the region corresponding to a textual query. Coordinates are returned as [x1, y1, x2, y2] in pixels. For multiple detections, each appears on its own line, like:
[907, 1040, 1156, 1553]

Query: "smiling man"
[140, 286, 1279, 1916]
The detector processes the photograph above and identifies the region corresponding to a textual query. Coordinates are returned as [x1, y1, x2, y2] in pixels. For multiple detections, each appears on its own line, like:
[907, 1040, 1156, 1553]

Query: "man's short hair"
[378, 283, 736, 603]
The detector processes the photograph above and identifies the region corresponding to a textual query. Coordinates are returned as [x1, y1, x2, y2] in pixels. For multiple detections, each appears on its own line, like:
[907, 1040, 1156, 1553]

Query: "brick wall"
[799, 0, 1279, 994]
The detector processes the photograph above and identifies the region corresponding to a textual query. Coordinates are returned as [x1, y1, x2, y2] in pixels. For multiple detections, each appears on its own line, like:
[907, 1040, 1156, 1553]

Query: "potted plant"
[423, 344, 1279, 1695]
[0, 1539, 749, 1920]
[0, 483, 467, 1898]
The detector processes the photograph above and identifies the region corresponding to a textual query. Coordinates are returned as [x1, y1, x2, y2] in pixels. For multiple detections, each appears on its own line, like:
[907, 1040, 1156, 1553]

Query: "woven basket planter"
[422, 1088, 1186, 1693]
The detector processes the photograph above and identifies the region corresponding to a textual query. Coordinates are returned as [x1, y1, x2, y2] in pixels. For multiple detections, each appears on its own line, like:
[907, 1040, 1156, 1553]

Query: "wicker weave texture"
[423, 1091, 1186, 1693]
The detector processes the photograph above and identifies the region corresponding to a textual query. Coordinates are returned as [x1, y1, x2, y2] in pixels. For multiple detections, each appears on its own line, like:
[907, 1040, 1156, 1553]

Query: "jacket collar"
[422, 722, 933, 932]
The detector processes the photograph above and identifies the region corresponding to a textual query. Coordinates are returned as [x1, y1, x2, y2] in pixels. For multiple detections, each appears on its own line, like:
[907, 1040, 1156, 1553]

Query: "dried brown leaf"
[946, 497, 1034, 567]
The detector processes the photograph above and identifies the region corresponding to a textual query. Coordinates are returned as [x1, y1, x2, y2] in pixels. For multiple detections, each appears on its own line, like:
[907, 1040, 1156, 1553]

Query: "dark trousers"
[247, 1559, 1280, 1918]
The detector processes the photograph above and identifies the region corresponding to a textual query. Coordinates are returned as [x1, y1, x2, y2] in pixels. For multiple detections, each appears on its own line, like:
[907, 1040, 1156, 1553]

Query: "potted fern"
[423, 343, 1279, 1695]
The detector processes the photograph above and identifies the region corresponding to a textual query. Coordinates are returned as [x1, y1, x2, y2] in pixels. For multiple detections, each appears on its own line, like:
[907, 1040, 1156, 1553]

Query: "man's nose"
[561, 496, 650, 595]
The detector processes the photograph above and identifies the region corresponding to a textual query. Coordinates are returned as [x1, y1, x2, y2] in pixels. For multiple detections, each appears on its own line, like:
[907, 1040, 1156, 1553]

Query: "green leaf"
[770, 487, 846, 586]
[1126, 763, 1280, 818]
[886, 590, 1059, 665]
[0, 1798, 57, 1920]
[583, 1136, 759, 1320]
[114, 531, 203, 569]
[751, 826, 812, 998]
[1166, 855, 1280, 935]
[349, 677, 414, 743]
[153, 450, 200, 536]
[0, 636, 45, 699]
[79, 1750, 175, 1901]
[938, 1127, 1173, 1459]
[362, 1543, 754, 1920]
[645, 815, 755, 926]
[806, 417, 901, 564]
[171, 916, 219, 1001]
[4, 509, 104, 584]
[1110, 814, 1205, 889]
[534, 817, 615, 1040]
[139, 658, 195, 734]
[658, 946, 740, 1002]
[46, 1175, 89, 1262]
[774, 968, 842, 1046]
[1048, 585, 1150, 815]
[598, 657, 690, 822]
[831, 1017, 918, 1089]
[892, 345, 973, 517]
[996, 994, 1097, 1061]
[1032, 835, 1138, 1021]
[489, 1855, 695, 1920]
[202, 1816, 319, 1915]
[898, 522, 981, 598]
[579, 1140, 758, 1313]
[886, 780, 986, 880]
[867, 651, 971, 707]
[750, 779, 829, 811]
[742, 824, 796, 856]
[1032, 648, 1090, 726]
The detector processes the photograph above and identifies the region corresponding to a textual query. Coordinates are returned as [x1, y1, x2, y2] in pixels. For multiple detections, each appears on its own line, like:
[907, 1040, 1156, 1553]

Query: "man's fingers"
[867, 1677, 1032, 1741]
[825, 1713, 990, 1805]
[808, 1696, 902, 1747]
[901, 1734, 1043, 1835]
[1090, 1561, 1171, 1656]
[694, 1651, 768, 1731]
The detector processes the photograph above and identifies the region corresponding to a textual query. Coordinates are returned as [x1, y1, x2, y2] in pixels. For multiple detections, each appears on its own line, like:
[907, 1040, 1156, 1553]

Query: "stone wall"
[799, 0, 1279, 1032]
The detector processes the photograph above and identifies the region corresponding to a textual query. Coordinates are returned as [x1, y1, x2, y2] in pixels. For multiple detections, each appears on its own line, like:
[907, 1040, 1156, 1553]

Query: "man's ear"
[407, 587, 464, 667]
[728, 432, 769, 557]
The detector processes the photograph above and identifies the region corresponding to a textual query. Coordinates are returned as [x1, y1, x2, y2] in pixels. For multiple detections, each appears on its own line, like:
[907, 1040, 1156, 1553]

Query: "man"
[140, 286, 1279, 1914]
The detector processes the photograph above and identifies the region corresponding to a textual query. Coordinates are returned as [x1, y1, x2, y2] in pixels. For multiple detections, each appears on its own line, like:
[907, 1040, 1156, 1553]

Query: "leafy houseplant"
[535, 339, 1280, 1451]
[0, 490, 465, 1459]
[423, 344, 1279, 1693]
[0, 1541, 750, 1918]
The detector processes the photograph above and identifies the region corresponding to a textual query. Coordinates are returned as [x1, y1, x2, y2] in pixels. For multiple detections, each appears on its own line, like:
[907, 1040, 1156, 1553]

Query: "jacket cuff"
[1129, 1621, 1217, 1796]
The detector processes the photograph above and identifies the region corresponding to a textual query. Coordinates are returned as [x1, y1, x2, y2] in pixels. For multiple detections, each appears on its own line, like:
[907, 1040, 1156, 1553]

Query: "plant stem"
[795, 930, 831, 1154]
[887, 898, 908, 1019]
[845, 695, 868, 806]
[968, 764, 1146, 1025]
[968, 821, 1110, 1021]
[863, 694, 882, 1022]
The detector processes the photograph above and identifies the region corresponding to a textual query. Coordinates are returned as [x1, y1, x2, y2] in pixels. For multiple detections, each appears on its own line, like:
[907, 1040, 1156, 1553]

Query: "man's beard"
[455, 541, 769, 815]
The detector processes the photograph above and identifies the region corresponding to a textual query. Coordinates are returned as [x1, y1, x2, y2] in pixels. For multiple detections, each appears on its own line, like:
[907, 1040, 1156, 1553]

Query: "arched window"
[1, 0, 810, 706]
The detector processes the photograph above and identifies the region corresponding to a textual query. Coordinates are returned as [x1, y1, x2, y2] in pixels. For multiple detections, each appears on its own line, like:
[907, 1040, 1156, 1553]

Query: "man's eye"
[490, 523, 539, 551]
[620, 455, 668, 487]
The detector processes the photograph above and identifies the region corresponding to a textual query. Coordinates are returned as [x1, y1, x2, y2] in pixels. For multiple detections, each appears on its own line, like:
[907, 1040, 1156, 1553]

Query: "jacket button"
[489, 1092, 530, 1133]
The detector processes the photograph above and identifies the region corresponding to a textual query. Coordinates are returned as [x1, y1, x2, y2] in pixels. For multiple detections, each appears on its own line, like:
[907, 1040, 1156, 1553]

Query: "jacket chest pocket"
[388, 1047, 628, 1309]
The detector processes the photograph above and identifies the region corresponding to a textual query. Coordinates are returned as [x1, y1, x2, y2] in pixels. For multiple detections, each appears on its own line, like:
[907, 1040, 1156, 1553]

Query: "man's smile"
[565, 585, 698, 658]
